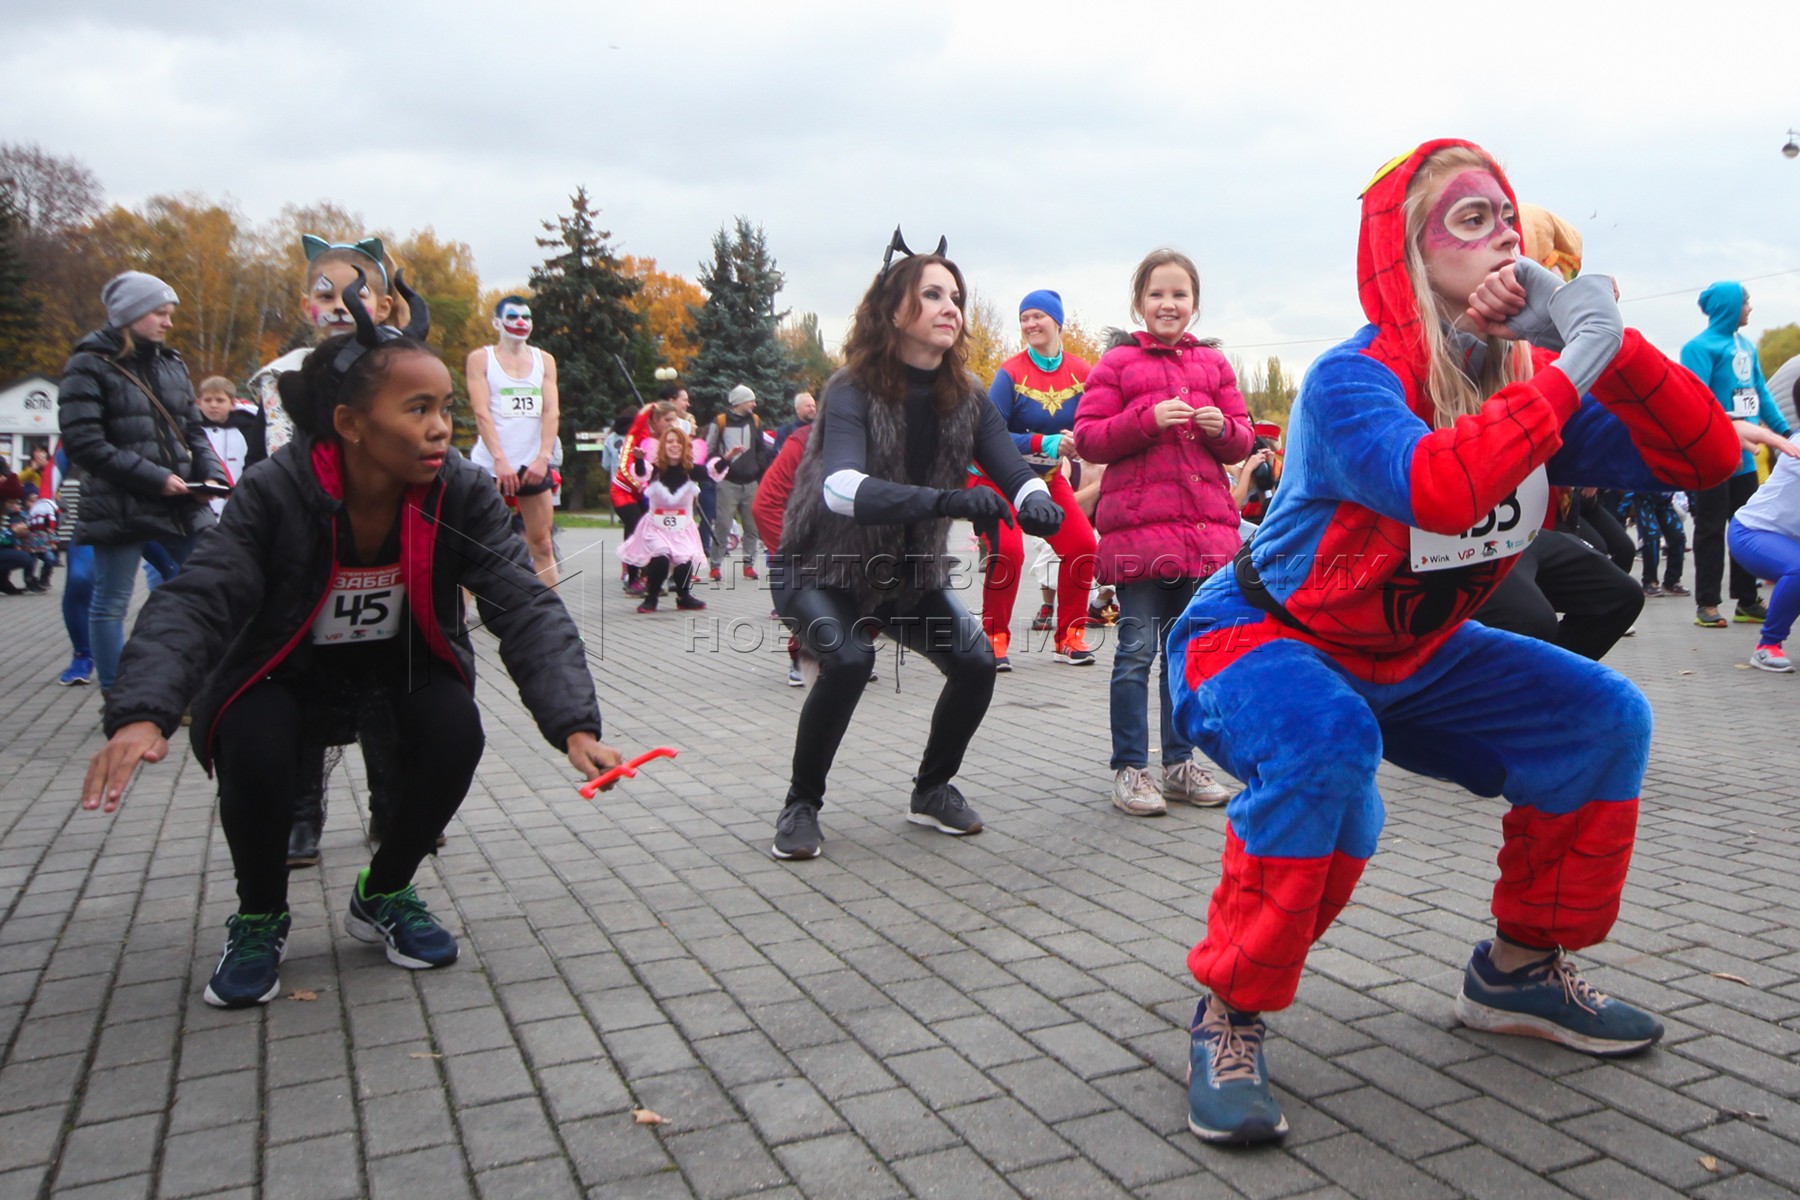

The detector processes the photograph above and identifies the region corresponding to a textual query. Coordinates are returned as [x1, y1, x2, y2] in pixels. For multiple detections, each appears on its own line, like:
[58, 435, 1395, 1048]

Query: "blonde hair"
[197, 375, 236, 397]
[1402, 147, 1532, 428]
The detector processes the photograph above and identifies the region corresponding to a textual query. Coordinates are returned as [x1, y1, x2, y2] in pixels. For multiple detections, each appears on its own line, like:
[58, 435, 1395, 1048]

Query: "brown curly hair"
[841, 254, 974, 415]
[652, 426, 695, 471]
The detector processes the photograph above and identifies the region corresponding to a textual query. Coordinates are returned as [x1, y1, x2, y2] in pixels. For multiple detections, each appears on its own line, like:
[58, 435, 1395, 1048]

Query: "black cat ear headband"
[330, 267, 431, 378]
[880, 226, 948, 279]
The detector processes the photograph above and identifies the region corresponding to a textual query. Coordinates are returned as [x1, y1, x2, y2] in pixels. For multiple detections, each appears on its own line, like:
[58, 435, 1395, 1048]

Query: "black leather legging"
[782, 586, 994, 809]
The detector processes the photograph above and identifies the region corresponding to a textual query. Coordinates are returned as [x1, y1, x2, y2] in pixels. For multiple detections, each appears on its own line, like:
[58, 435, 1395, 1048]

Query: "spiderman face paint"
[496, 303, 533, 341]
[1420, 170, 1519, 318]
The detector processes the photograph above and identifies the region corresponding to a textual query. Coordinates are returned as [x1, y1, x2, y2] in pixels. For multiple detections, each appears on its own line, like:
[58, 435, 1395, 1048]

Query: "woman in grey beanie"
[57, 271, 226, 691]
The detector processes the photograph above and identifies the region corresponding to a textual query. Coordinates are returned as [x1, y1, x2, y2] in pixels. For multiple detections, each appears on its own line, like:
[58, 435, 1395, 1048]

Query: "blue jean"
[1110, 576, 1203, 769]
[1727, 521, 1800, 646]
[62, 544, 94, 658]
[91, 535, 198, 688]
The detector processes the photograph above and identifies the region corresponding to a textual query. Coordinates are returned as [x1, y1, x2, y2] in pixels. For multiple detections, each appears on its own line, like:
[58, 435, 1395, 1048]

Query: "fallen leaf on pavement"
[408, 1052, 443, 1060]
[287, 989, 317, 1002]
[633, 1109, 669, 1125]
[1710, 972, 1753, 986]
[1700, 1156, 1719, 1172]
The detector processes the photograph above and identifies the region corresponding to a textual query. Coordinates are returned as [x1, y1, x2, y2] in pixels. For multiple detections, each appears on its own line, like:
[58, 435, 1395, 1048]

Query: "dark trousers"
[1475, 529, 1643, 661]
[782, 586, 993, 808]
[615, 500, 646, 583]
[643, 557, 694, 598]
[1631, 494, 1687, 587]
[1694, 472, 1761, 608]
[1569, 495, 1635, 574]
[218, 673, 484, 913]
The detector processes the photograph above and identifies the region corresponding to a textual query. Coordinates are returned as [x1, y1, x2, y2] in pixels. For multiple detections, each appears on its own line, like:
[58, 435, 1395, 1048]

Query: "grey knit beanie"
[102, 271, 179, 328]
[727, 384, 756, 408]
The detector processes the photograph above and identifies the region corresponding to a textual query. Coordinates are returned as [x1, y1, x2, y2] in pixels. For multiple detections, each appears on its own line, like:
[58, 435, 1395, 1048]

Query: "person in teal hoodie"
[1680, 282, 1790, 627]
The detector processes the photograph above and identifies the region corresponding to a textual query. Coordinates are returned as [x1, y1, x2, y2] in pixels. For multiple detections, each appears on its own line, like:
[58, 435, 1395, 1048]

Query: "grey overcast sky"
[4, 0, 1797, 377]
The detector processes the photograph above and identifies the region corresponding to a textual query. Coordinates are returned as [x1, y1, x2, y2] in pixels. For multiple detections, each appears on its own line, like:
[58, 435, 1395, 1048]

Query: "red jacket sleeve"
[1072, 351, 1161, 463]
[1535, 330, 1740, 490]
[753, 425, 809, 552]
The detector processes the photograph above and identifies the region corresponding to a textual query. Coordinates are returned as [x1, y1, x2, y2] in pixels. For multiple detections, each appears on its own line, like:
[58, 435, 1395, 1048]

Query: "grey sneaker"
[1112, 766, 1167, 817]
[772, 800, 823, 860]
[1163, 760, 1230, 807]
[908, 782, 983, 835]
[1750, 644, 1794, 673]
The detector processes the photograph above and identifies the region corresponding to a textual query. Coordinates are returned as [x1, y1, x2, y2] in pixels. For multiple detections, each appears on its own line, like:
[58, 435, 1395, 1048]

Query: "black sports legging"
[643, 556, 695, 598]
[615, 499, 647, 582]
[215, 672, 485, 913]
[782, 586, 993, 808]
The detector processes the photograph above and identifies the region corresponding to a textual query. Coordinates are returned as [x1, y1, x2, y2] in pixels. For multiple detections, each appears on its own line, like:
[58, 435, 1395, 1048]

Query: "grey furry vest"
[782, 369, 983, 614]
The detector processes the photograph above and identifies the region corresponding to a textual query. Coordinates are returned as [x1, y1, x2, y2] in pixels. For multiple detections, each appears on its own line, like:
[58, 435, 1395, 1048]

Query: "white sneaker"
[1163, 760, 1230, 807]
[1750, 645, 1794, 673]
[1112, 766, 1167, 817]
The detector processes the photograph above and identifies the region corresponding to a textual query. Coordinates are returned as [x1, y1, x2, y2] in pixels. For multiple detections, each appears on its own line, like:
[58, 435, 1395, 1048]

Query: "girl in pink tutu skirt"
[618, 427, 728, 613]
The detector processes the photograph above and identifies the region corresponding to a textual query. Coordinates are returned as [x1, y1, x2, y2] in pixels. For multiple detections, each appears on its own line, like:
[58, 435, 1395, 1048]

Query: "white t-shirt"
[471, 346, 547, 472]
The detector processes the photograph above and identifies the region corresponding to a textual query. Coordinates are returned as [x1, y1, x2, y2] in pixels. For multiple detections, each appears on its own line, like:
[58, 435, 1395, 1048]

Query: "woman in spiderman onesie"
[1165, 140, 1741, 1144]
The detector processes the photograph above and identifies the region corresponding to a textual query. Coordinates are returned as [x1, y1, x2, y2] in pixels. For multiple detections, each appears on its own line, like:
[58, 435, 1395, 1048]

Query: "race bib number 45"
[312, 565, 406, 644]
[1409, 467, 1548, 573]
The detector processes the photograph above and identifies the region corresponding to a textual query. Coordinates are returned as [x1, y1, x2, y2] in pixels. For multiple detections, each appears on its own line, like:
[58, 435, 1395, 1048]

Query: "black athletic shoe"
[907, 782, 983, 836]
[771, 800, 823, 860]
[286, 819, 321, 868]
[203, 912, 290, 1008]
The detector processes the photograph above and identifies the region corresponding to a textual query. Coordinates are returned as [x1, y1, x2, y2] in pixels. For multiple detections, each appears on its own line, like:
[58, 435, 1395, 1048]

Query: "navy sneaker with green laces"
[1455, 940, 1663, 1056]
[344, 869, 459, 969]
[1187, 994, 1288, 1143]
[203, 912, 291, 1009]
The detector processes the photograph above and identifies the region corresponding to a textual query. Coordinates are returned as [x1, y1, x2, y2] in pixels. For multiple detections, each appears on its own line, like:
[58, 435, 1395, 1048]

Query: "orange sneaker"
[989, 630, 1012, 673]
[1054, 629, 1095, 666]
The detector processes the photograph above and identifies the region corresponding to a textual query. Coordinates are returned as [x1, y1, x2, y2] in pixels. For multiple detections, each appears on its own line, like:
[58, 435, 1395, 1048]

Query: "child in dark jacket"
[81, 277, 622, 1010]
[1073, 249, 1252, 819]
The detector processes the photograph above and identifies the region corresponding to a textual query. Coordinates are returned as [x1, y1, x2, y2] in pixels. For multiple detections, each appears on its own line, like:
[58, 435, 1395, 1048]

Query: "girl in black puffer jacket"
[81, 275, 622, 1010]
[57, 271, 227, 689]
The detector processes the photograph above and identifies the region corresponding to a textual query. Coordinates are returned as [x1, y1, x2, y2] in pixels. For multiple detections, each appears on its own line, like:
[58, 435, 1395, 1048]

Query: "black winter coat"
[106, 433, 604, 771]
[57, 328, 223, 545]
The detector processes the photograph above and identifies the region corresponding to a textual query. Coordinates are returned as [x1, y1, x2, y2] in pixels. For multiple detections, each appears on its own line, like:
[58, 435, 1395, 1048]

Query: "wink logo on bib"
[1409, 467, 1548, 573]
[312, 565, 405, 644]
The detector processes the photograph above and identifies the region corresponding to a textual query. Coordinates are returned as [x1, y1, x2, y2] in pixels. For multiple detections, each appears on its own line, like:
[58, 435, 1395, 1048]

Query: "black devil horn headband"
[880, 226, 948, 279]
[330, 267, 431, 377]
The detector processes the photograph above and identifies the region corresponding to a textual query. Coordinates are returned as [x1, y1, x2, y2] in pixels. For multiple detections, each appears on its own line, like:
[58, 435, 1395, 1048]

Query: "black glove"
[1016, 489, 1064, 538]
[938, 486, 1014, 528]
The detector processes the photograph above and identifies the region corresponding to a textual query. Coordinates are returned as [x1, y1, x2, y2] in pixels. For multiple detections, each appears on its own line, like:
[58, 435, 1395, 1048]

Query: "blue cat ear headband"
[880, 227, 948, 279]
[301, 234, 390, 288]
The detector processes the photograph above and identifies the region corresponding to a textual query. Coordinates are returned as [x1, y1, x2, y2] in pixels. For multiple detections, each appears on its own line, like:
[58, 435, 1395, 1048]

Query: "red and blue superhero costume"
[1167, 140, 1741, 1013]
[970, 348, 1098, 643]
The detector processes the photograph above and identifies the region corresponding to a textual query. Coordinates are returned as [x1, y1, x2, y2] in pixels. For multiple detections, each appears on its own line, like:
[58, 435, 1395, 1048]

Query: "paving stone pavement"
[5, 525, 1800, 1198]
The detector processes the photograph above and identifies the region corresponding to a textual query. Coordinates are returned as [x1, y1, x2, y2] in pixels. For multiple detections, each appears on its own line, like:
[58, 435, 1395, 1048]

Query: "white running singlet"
[471, 346, 547, 472]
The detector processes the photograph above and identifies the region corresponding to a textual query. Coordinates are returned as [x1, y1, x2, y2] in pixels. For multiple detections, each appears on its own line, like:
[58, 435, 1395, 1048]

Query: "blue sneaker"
[58, 656, 95, 686]
[1187, 994, 1288, 1143]
[345, 869, 459, 969]
[203, 912, 290, 1008]
[1455, 940, 1663, 1056]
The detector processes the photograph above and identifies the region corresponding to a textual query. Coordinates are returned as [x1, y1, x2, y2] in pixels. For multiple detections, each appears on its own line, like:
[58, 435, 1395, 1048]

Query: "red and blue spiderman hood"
[1355, 138, 1517, 418]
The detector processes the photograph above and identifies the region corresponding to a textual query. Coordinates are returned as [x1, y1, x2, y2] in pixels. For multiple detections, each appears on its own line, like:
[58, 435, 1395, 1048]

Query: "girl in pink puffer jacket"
[1073, 249, 1253, 819]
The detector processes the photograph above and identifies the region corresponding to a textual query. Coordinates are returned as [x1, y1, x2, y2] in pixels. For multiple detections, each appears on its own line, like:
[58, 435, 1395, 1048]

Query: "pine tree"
[527, 188, 641, 507]
[685, 218, 796, 423]
[0, 183, 41, 378]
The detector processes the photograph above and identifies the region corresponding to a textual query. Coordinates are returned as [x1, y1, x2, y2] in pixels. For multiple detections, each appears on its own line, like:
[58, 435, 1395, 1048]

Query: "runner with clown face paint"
[468, 295, 562, 583]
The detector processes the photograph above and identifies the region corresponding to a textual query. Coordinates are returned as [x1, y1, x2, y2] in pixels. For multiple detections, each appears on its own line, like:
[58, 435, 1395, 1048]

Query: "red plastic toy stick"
[579, 746, 679, 799]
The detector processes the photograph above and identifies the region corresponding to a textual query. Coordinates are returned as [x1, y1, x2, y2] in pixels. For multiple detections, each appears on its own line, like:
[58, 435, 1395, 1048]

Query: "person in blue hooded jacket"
[1680, 282, 1791, 627]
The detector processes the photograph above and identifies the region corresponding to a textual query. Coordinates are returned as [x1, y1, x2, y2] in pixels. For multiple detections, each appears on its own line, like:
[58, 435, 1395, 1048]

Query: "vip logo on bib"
[312, 565, 406, 644]
[1409, 467, 1548, 573]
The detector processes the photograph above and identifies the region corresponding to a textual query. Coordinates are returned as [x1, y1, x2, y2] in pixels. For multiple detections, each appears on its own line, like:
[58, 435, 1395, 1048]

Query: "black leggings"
[782, 586, 993, 808]
[216, 673, 485, 913]
[1694, 471, 1760, 608]
[1475, 528, 1643, 661]
[616, 500, 646, 583]
[643, 557, 695, 598]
